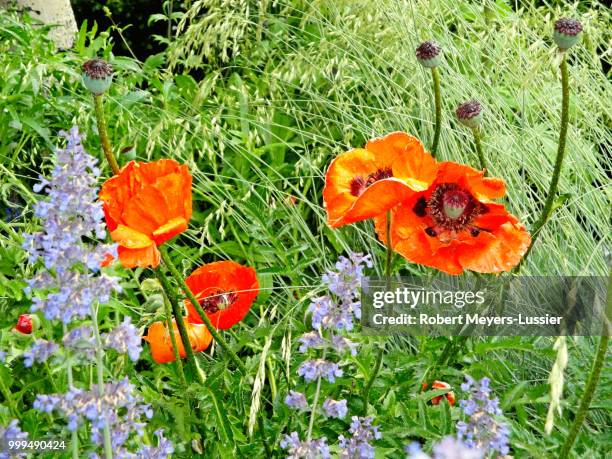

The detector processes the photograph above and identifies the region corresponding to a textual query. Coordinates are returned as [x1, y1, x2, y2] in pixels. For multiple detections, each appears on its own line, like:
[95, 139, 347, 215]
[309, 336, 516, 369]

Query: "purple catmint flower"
[0, 350, 6, 363]
[298, 360, 343, 383]
[23, 339, 58, 367]
[405, 442, 430, 459]
[457, 377, 510, 456]
[432, 437, 483, 459]
[136, 429, 174, 459]
[280, 432, 330, 459]
[103, 317, 142, 362]
[298, 331, 326, 353]
[0, 419, 28, 459]
[23, 127, 120, 324]
[330, 335, 358, 356]
[322, 398, 348, 419]
[285, 390, 309, 411]
[63, 325, 96, 361]
[338, 416, 381, 459]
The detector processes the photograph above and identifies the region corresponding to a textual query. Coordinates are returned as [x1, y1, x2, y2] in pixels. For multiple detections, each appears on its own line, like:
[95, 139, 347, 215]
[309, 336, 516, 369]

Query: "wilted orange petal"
[152, 217, 188, 245]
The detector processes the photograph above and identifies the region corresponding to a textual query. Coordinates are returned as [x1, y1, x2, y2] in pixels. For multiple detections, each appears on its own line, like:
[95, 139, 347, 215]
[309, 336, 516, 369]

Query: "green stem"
[90, 306, 113, 459]
[431, 67, 442, 157]
[362, 343, 384, 415]
[472, 127, 487, 172]
[162, 291, 188, 387]
[558, 328, 609, 458]
[159, 247, 248, 373]
[517, 53, 570, 270]
[63, 324, 79, 459]
[155, 268, 204, 383]
[93, 95, 120, 175]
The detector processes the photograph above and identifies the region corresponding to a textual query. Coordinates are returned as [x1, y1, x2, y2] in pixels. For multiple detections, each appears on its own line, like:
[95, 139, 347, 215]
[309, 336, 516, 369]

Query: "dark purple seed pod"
[82, 59, 113, 95]
[456, 100, 483, 129]
[553, 18, 583, 50]
[416, 41, 443, 68]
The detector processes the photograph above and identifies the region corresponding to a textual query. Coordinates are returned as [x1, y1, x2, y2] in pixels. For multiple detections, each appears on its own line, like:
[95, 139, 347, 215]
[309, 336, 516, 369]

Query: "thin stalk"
[472, 127, 487, 172]
[93, 95, 120, 175]
[159, 247, 247, 373]
[307, 349, 327, 442]
[155, 267, 204, 383]
[63, 323, 79, 459]
[90, 306, 113, 459]
[517, 53, 570, 269]
[162, 292, 188, 387]
[431, 67, 442, 157]
[558, 328, 609, 458]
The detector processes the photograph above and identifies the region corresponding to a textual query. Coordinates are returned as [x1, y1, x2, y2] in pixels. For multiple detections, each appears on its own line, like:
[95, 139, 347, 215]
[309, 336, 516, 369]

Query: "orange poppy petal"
[117, 244, 161, 269]
[328, 178, 415, 228]
[122, 184, 170, 235]
[145, 320, 212, 364]
[436, 161, 505, 202]
[365, 132, 425, 170]
[152, 217, 188, 245]
[458, 222, 531, 273]
[110, 225, 153, 249]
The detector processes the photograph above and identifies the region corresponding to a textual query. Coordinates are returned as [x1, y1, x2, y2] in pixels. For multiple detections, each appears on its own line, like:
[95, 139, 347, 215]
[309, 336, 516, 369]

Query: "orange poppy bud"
[422, 380, 456, 406]
[99, 159, 192, 268]
[144, 319, 212, 364]
[185, 261, 259, 330]
[375, 161, 530, 274]
[323, 132, 437, 228]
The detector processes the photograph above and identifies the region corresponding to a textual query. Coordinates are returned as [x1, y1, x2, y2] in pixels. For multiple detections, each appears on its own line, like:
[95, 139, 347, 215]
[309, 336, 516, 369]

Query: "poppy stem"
[362, 342, 384, 415]
[516, 53, 570, 271]
[161, 291, 188, 387]
[558, 324, 609, 458]
[93, 94, 120, 175]
[431, 67, 442, 157]
[471, 127, 487, 173]
[155, 267, 205, 383]
[159, 247, 248, 373]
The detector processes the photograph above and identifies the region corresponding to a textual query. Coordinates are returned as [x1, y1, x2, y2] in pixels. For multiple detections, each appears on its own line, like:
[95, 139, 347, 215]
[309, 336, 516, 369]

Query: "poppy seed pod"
[416, 41, 443, 68]
[14, 314, 40, 335]
[82, 59, 113, 95]
[456, 100, 483, 129]
[553, 18, 583, 50]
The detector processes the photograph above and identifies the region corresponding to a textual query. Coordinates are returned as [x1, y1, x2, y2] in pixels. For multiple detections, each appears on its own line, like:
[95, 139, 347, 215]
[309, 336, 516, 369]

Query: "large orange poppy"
[99, 159, 192, 268]
[323, 132, 437, 228]
[185, 261, 259, 330]
[144, 319, 212, 364]
[375, 162, 530, 275]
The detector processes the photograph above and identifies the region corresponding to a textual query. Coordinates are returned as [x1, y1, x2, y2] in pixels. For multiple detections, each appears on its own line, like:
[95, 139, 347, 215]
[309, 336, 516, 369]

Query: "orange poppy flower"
[422, 380, 456, 406]
[375, 161, 530, 274]
[323, 132, 438, 228]
[185, 261, 259, 330]
[144, 319, 212, 364]
[99, 159, 192, 268]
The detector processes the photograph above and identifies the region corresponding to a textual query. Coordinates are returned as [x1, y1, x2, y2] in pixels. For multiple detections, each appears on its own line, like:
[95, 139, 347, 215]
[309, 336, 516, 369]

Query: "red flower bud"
[14, 314, 40, 334]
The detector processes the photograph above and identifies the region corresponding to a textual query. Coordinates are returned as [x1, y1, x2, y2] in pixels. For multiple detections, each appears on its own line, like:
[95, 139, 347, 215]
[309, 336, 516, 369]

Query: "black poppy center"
[349, 167, 393, 197]
[199, 290, 238, 314]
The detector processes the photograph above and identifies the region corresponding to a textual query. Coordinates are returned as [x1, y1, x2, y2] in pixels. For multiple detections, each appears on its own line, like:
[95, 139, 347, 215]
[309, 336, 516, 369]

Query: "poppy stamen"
[349, 167, 393, 197]
[200, 290, 238, 314]
[427, 183, 482, 232]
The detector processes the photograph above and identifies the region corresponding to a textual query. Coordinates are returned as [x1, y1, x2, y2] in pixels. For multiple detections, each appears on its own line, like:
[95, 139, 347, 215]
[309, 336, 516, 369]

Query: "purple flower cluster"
[457, 377, 510, 456]
[135, 429, 175, 459]
[405, 437, 484, 459]
[285, 391, 309, 411]
[297, 359, 343, 383]
[23, 339, 59, 367]
[34, 377, 170, 457]
[103, 317, 142, 362]
[322, 398, 348, 419]
[338, 416, 382, 459]
[0, 420, 28, 459]
[0, 350, 6, 363]
[63, 325, 96, 361]
[280, 432, 330, 459]
[23, 127, 120, 323]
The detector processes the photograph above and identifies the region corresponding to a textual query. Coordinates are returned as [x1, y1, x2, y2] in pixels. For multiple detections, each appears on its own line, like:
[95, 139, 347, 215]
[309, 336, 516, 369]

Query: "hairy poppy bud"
[422, 380, 456, 406]
[141, 278, 163, 296]
[456, 100, 483, 129]
[553, 18, 582, 50]
[416, 41, 443, 68]
[14, 314, 40, 335]
[82, 59, 113, 95]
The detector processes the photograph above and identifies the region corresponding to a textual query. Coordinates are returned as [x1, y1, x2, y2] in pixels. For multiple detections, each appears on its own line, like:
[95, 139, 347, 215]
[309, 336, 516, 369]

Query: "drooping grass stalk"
[431, 67, 442, 157]
[63, 323, 79, 459]
[159, 247, 248, 373]
[93, 95, 120, 175]
[558, 327, 609, 458]
[90, 305, 113, 459]
[155, 267, 204, 383]
[518, 53, 570, 269]
[471, 127, 487, 172]
[161, 291, 188, 387]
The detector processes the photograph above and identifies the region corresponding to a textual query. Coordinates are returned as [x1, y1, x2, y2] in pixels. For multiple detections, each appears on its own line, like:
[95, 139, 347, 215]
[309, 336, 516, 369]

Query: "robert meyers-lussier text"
[372, 313, 564, 326]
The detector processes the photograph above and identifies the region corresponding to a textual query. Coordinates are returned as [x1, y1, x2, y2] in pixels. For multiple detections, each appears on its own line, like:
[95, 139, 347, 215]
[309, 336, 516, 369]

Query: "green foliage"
[0, 0, 610, 457]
